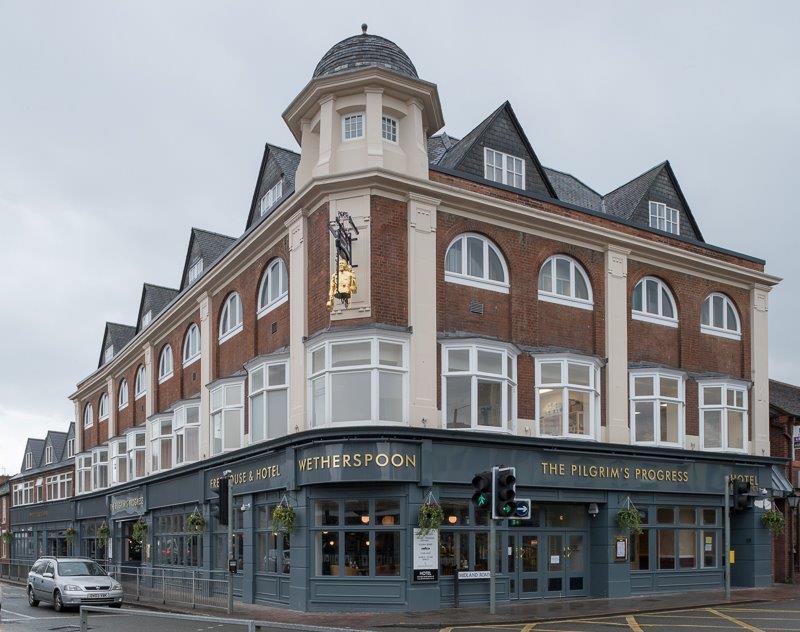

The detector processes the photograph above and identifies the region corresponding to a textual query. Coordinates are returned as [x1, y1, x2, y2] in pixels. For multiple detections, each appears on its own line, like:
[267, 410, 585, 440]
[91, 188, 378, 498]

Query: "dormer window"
[45, 445, 54, 465]
[25, 452, 32, 470]
[104, 346, 114, 363]
[188, 259, 204, 284]
[67, 438, 75, 459]
[342, 113, 364, 141]
[648, 201, 680, 235]
[142, 310, 153, 328]
[484, 148, 525, 189]
[259, 180, 283, 217]
[381, 116, 398, 143]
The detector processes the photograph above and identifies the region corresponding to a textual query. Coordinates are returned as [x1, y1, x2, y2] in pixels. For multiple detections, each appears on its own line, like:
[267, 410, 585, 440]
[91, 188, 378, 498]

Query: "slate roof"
[602, 162, 665, 220]
[245, 144, 302, 230]
[22, 438, 44, 471]
[45, 430, 68, 462]
[136, 283, 179, 332]
[13, 425, 75, 480]
[99, 322, 136, 368]
[179, 228, 237, 290]
[543, 167, 603, 212]
[313, 29, 418, 79]
[270, 145, 301, 196]
[770, 379, 800, 417]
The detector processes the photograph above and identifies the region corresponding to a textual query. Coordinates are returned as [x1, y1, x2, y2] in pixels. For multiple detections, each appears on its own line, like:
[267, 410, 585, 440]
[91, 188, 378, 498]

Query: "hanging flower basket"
[65, 527, 77, 541]
[418, 492, 444, 536]
[131, 519, 148, 545]
[762, 508, 785, 536]
[617, 499, 643, 535]
[97, 522, 111, 545]
[1, 531, 11, 544]
[271, 504, 296, 535]
[187, 510, 206, 533]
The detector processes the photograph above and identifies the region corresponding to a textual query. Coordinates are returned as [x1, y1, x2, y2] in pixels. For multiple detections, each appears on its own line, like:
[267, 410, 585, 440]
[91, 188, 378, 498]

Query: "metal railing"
[106, 565, 230, 612]
[0, 558, 35, 582]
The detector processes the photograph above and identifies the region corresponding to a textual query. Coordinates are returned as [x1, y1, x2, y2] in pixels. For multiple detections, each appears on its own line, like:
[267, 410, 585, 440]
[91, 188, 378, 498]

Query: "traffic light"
[211, 476, 230, 526]
[732, 480, 751, 512]
[492, 466, 516, 519]
[472, 471, 492, 514]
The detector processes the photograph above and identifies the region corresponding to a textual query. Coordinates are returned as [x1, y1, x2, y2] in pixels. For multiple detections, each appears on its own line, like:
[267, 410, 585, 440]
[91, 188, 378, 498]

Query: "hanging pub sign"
[327, 211, 359, 310]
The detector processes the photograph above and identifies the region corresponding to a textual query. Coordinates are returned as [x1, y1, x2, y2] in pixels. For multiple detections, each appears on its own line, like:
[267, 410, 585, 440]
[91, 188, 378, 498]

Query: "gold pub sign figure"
[327, 259, 358, 310]
[327, 211, 359, 311]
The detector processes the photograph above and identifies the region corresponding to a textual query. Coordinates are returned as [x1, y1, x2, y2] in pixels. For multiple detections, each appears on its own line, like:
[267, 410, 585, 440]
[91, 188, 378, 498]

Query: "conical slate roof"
[313, 26, 418, 79]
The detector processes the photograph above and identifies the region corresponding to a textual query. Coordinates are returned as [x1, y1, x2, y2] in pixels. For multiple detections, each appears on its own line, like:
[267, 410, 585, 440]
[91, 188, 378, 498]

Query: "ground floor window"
[213, 499, 244, 572]
[80, 520, 107, 561]
[12, 531, 37, 560]
[312, 498, 403, 577]
[154, 510, 202, 567]
[256, 504, 290, 574]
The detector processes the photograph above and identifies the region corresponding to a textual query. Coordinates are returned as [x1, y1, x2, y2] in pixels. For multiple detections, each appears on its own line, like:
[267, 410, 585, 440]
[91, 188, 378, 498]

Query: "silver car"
[27, 557, 123, 612]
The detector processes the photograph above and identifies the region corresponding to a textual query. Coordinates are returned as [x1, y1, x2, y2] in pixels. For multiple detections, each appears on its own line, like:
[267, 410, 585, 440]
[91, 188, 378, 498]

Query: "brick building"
[7, 27, 793, 611]
[0, 476, 10, 562]
[769, 380, 800, 582]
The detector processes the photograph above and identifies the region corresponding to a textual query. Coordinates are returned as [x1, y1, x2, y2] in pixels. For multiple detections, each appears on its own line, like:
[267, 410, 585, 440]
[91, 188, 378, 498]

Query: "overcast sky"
[1, 1, 798, 474]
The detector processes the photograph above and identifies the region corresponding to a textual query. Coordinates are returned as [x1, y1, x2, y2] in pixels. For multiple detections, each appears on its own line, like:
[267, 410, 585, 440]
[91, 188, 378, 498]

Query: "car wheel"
[110, 602, 122, 608]
[27, 586, 39, 607]
[53, 590, 64, 613]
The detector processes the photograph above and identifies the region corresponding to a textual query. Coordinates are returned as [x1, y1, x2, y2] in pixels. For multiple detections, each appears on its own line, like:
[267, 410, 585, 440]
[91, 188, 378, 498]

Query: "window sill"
[84, 423, 94, 429]
[537, 433, 598, 442]
[445, 272, 509, 294]
[118, 403, 128, 411]
[538, 292, 594, 311]
[631, 439, 683, 449]
[632, 312, 678, 328]
[219, 324, 244, 344]
[700, 325, 741, 341]
[158, 372, 174, 384]
[257, 294, 288, 319]
[444, 425, 514, 435]
[135, 392, 146, 401]
[701, 446, 748, 454]
[183, 354, 200, 369]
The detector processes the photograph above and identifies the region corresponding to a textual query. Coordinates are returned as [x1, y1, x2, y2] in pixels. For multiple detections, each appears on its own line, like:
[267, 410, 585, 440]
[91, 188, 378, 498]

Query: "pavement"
[3, 581, 800, 632]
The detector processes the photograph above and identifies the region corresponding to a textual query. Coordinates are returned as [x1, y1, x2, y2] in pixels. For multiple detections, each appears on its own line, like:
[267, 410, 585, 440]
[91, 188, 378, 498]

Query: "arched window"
[134, 364, 147, 398]
[183, 323, 200, 365]
[258, 259, 289, 315]
[118, 379, 129, 409]
[701, 293, 741, 340]
[83, 403, 94, 428]
[158, 345, 173, 381]
[219, 292, 243, 341]
[98, 393, 109, 420]
[538, 255, 593, 309]
[444, 233, 509, 293]
[632, 276, 678, 326]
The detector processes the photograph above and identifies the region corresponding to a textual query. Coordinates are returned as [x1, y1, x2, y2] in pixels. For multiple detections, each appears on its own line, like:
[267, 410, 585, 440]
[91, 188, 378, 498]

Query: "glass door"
[544, 533, 565, 596]
[542, 532, 588, 597]
[509, 533, 542, 599]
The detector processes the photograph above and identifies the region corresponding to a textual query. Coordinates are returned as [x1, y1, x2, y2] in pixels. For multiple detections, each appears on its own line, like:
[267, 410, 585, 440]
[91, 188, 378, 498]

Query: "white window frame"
[187, 258, 204, 284]
[66, 438, 75, 459]
[158, 344, 174, 383]
[98, 392, 109, 420]
[248, 358, 289, 444]
[149, 415, 173, 473]
[259, 180, 283, 216]
[24, 452, 32, 470]
[76, 454, 92, 495]
[13, 481, 34, 506]
[381, 115, 398, 143]
[135, 364, 147, 399]
[342, 112, 364, 141]
[538, 255, 593, 310]
[257, 259, 289, 317]
[534, 355, 601, 441]
[701, 293, 742, 341]
[699, 380, 749, 453]
[648, 201, 680, 235]
[45, 473, 71, 501]
[91, 446, 109, 491]
[45, 445, 53, 465]
[126, 429, 146, 481]
[83, 403, 94, 429]
[104, 346, 114, 363]
[109, 437, 128, 486]
[183, 323, 201, 367]
[210, 379, 245, 455]
[141, 310, 153, 328]
[173, 402, 201, 467]
[306, 334, 409, 428]
[219, 292, 243, 343]
[440, 341, 517, 434]
[632, 276, 678, 327]
[118, 378, 129, 410]
[484, 147, 526, 189]
[629, 369, 685, 448]
[444, 233, 509, 293]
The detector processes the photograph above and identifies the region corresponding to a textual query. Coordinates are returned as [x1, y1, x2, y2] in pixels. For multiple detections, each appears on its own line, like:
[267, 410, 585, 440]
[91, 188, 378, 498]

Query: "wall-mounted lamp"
[588, 502, 599, 518]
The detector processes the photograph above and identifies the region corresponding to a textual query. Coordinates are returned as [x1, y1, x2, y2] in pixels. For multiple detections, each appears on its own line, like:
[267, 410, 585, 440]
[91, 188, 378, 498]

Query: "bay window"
[126, 430, 146, 480]
[211, 380, 244, 454]
[441, 342, 517, 432]
[248, 358, 289, 443]
[174, 402, 200, 465]
[535, 356, 601, 440]
[76, 454, 92, 494]
[149, 416, 173, 472]
[308, 335, 408, 427]
[630, 371, 685, 447]
[110, 437, 128, 485]
[92, 447, 109, 490]
[699, 381, 748, 452]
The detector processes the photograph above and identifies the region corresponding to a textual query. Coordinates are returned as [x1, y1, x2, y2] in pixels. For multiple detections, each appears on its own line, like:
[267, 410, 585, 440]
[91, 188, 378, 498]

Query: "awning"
[770, 464, 794, 498]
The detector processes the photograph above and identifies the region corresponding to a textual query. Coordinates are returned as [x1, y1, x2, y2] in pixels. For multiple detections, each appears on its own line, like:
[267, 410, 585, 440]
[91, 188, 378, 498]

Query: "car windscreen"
[57, 561, 107, 577]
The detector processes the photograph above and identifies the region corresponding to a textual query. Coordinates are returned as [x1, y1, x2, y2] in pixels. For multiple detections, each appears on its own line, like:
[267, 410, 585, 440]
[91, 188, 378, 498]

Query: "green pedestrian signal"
[471, 471, 492, 513]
